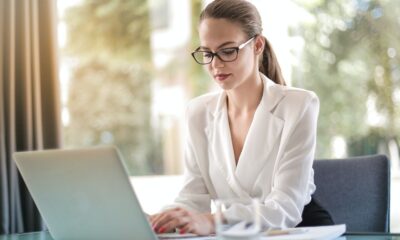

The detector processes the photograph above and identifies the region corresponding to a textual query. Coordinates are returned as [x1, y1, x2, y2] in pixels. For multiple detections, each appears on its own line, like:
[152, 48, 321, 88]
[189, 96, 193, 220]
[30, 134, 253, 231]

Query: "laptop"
[13, 146, 197, 240]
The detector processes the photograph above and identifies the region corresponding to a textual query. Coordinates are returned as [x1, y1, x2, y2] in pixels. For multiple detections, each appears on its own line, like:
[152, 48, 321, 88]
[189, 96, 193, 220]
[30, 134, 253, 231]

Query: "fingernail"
[158, 227, 165, 233]
[179, 229, 186, 234]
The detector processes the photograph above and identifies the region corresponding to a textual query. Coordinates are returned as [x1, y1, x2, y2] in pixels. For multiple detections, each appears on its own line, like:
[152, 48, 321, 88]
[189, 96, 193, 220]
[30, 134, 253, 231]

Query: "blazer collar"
[211, 73, 285, 117]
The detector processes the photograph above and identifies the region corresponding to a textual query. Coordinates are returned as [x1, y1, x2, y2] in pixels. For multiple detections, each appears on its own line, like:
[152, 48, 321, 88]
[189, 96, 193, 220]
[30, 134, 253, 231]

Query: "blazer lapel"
[207, 74, 286, 198]
[235, 75, 285, 191]
[208, 92, 251, 198]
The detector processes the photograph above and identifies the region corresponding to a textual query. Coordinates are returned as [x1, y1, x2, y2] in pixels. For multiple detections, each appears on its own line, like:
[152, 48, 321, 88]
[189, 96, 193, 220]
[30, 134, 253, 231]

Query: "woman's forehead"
[198, 18, 246, 49]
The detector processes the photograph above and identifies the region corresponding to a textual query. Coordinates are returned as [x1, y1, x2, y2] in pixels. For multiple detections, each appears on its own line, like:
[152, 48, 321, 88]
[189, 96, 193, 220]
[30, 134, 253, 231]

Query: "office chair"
[313, 155, 390, 232]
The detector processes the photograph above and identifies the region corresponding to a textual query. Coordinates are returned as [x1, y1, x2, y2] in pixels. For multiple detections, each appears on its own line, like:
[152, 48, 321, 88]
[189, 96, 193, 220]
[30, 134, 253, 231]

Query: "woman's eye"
[203, 52, 213, 58]
[220, 49, 236, 56]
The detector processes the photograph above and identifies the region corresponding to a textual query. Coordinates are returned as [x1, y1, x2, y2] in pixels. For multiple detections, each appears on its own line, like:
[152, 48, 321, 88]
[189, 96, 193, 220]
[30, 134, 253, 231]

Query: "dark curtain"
[0, 0, 61, 234]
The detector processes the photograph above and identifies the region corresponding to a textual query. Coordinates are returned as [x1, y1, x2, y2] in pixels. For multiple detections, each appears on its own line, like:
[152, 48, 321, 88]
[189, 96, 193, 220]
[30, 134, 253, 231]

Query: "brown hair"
[199, 0, 286, 85]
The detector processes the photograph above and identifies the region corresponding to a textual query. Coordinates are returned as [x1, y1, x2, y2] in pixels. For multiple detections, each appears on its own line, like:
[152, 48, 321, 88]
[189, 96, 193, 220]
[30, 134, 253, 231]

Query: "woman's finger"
[149, 213, 160, 222]
[152, 209, 184, 232]
[178, 222, 193, 235]
[158, 216, 190, 233]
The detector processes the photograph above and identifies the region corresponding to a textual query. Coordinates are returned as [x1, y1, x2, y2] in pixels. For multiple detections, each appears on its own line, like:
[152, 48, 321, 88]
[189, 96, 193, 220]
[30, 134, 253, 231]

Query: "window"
[58, 0, 399, 230]
[58, 0, 199, 176]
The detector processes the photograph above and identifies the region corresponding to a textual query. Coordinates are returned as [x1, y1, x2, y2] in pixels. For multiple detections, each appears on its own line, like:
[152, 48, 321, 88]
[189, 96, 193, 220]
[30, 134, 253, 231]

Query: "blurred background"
[57, 0, 400, 231]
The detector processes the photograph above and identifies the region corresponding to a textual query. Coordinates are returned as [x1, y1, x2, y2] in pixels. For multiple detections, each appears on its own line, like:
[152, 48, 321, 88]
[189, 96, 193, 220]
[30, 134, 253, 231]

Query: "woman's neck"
[226, 74, 263, 115]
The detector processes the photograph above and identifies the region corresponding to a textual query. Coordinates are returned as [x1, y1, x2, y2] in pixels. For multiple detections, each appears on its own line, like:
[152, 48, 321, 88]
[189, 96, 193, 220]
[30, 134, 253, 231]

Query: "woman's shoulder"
[266, 83, 319, 121]
[186, 91, 220, 118]
[271, 83, 319, 107]
[262, 74, 318, 107]
[282, 85, 318, 103]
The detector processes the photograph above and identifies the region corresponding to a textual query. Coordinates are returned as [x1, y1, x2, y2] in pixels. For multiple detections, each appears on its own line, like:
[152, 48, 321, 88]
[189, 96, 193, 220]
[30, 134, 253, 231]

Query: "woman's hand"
[150, 207, 215, 236]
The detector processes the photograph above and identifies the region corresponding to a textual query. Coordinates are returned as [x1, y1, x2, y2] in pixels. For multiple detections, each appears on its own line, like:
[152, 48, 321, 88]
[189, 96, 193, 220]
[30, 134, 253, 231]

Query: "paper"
[262, 224, 346, 240]
[157, 232, 215, 239]
[220, 220, 260, 237]
[157, 224, 345, 240]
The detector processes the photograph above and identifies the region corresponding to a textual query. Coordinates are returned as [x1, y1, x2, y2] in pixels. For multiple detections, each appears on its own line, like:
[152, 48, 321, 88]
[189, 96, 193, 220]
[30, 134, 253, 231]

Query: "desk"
[0, 232, 400, 240]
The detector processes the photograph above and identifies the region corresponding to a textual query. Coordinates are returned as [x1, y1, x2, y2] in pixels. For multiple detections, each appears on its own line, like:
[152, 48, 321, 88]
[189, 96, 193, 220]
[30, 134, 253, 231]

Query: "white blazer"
[171, 74, 319, 229]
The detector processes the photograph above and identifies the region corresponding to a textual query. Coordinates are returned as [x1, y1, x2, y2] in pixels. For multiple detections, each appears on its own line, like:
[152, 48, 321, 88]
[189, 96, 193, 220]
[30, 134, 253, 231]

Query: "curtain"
[0, 0, 62, 234]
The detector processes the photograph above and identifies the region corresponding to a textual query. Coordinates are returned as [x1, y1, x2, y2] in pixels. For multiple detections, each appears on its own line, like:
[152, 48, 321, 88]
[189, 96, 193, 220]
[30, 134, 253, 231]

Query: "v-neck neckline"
[225, 103, 257, 166]
[223, 95, 264, 172]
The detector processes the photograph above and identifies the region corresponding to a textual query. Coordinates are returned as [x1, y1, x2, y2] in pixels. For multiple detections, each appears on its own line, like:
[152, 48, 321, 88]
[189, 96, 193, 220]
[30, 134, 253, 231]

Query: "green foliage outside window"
[63, 0, 162, 175]
[292, 0, 400, 158]
[62, 0, 400, 174]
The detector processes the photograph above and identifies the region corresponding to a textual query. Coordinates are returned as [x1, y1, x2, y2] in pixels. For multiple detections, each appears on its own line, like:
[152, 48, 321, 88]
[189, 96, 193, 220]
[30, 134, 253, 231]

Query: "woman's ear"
[254, 35, 265, 55]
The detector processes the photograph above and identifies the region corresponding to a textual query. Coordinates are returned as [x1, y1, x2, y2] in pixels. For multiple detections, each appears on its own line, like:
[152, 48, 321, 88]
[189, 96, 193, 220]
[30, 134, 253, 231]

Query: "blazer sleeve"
[223, 93, 319, 229]
[164, 103, 212, 213]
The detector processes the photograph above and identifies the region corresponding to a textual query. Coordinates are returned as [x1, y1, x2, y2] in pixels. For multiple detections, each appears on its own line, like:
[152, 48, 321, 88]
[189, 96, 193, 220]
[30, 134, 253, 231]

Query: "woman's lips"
[214, 73, 231, 81]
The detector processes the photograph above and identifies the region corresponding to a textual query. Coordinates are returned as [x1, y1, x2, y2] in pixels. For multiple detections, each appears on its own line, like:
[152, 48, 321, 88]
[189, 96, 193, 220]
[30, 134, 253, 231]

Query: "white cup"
[214, 198, 261, 240]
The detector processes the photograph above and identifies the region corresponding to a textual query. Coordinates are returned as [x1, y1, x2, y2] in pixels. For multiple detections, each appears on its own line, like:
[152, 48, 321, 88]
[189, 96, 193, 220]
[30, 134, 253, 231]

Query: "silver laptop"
[13, 146, 178, 240]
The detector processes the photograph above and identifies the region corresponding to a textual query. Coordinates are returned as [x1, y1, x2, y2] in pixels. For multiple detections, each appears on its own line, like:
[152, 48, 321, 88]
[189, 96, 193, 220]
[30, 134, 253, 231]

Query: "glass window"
[57, 0, 399, 230]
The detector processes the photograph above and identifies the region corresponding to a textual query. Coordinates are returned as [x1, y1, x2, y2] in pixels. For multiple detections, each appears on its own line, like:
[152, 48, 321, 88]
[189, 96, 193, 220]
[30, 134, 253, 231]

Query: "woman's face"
[198, 18, 259, 91]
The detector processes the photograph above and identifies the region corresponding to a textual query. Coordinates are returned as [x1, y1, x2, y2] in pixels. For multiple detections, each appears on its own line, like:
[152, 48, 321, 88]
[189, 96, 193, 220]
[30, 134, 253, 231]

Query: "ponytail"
[259, 36, 286, 86]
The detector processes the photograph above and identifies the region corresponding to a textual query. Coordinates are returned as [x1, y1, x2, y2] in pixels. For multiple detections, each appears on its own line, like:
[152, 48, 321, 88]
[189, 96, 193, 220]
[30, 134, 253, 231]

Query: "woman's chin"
[217, 82, 232, 91]
[214, 79, 234, 90]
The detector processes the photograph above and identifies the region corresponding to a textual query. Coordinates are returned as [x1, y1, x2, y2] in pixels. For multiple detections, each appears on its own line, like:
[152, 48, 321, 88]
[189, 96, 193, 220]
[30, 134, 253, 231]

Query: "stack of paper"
[263, 224, 346, 240]
[157, 224, 346, 240]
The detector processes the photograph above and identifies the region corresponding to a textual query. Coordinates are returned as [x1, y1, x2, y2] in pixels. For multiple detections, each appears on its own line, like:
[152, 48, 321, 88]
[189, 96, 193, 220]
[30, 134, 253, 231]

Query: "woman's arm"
[164, 101, 212, 213]
[150, 103, 214, 234]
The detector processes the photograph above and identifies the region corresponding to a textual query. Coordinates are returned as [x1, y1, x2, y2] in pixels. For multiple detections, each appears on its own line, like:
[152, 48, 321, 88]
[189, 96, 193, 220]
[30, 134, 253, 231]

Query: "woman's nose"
[211, 56, 224, 68]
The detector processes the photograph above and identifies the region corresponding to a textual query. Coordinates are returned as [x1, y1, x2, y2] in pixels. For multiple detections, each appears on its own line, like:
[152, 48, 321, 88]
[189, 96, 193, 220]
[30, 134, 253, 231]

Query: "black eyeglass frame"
[191, 36, 256, 65]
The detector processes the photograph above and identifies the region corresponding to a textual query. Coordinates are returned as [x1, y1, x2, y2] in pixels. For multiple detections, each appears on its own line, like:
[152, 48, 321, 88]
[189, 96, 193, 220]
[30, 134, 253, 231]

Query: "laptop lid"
[13, 146, 158, 240]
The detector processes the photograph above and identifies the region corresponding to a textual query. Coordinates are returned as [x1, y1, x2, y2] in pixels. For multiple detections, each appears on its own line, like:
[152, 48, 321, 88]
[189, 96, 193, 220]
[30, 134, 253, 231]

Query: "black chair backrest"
[313, 155, 390, 232]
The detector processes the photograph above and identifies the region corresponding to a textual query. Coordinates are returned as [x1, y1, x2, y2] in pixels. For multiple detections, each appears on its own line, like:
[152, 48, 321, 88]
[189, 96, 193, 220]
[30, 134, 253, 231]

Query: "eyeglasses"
[191, 36, 255, 65]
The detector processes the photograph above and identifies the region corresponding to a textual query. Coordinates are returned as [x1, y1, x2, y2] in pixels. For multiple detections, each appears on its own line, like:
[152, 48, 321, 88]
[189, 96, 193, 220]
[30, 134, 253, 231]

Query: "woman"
[150, 0, 332, 235]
